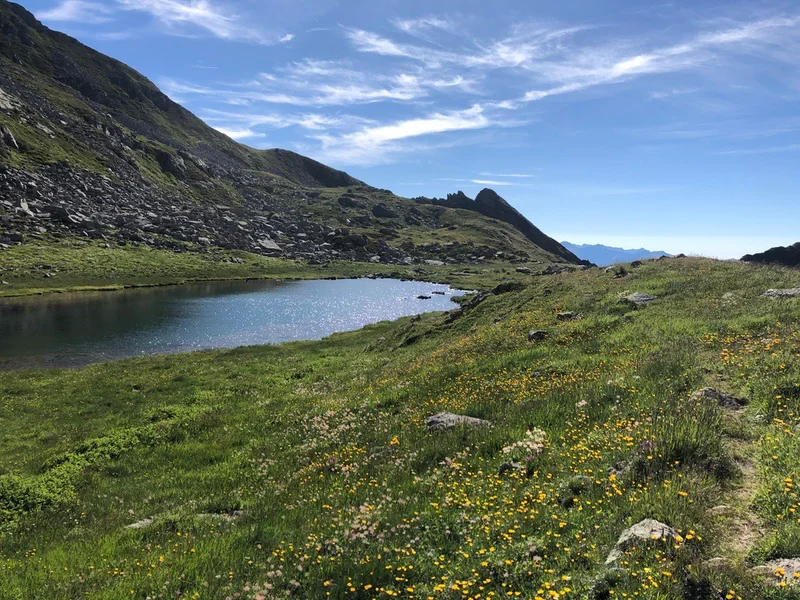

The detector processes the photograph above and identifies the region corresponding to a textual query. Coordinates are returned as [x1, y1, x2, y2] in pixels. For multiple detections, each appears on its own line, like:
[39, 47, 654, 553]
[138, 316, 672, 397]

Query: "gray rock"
[763, 287, 800, 299]
[515, 267, 532, 274]
[624, 292, 657, 305]
[703, 557, 734, 571]
[557, 311, 579, 321]
[155, 150, 186, 177]
[1, 125, 18, 150]
[126, 517, 154, 530]
[372, 204, 398, 218]
[258, 237, 281, 251]
[425, 412, 492, 432]
[605, 519, 676, 564]
[751, 559, 800, 585]
[498, 461, 524, 476]
[691, 387, 746, 410]
[528, 330, 548, 342]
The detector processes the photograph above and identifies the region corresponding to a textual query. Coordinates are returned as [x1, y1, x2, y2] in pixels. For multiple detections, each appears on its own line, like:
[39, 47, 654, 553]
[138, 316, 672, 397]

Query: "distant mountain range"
[561, 242, 671, 266]
[742, 242, 800, 268]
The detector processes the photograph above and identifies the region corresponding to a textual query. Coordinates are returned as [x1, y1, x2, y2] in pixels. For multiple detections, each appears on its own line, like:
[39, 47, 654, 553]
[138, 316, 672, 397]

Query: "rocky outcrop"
[743, 242, 800, 268]
[691, 387, 747, 410]
[425, 412, 492, 432]
[415, 189, 589, 265]
[763, 287, 800, 299]
[623, 292, 658, 305]
[605, 519, 676, 564]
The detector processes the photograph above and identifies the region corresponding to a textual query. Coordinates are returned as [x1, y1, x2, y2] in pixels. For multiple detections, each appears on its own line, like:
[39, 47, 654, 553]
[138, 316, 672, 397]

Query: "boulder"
[624, 292, 657, 305]
[751, 559, 800, 585]
[763, 287, 800, 299]
[425, 412, 492, 432]
[372, 204, 398, 218]
[258, 237, 281, 251]
[605, 519, 676, 564]
[691, 387, 746, 410]
[528, 330, 548, 342]
[155, 150, 186, 177]
[1, 125, 18, 151]
[515, 267, 532, 274]
[557, 311, 579, 321]
[126, 517, 154, 530]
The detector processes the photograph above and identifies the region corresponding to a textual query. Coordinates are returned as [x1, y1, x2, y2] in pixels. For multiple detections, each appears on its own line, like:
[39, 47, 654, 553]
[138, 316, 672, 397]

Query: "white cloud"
[213, 127, 266, 140]
[312, 105, 492, 165]
[480, 172, 537, 178]
[394, 16, 455, 36]
[37, 0, 114, 24]
[715, 144, 800, 155]
[115, 0, 289, 44]
[517, 16, 800, 104]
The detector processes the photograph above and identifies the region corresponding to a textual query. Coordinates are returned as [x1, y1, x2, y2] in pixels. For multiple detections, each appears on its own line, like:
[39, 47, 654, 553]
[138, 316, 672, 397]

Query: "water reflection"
[0, 278, 459, 369]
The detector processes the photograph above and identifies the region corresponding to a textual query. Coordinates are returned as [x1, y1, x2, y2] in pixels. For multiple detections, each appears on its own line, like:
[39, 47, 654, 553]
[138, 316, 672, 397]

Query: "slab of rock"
[426, 412, 491, 432]
[763, 287, 800, 299]
[691, 387, 746, 410]
[751, 559, 800, 585]
[557, 311, 579, 321]
[528, 330, 548, 342]
[605, 518, 676, 564]
[624, 292, 657, 305]
[126, 517, 154, 530]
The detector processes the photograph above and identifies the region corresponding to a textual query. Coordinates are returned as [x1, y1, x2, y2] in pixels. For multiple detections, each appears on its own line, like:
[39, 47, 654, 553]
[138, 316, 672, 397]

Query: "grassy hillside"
[3, 258, 800, 598]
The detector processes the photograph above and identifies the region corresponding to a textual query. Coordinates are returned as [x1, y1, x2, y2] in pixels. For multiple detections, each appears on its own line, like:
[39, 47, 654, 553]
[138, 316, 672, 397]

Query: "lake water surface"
[0, 278, 460, 369]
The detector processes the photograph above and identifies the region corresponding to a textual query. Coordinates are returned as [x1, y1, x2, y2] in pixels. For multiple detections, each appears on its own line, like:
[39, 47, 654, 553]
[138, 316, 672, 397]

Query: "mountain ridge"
[561, 241, 671, 266]
[742, 242, 800, 268]
[0, 0, 580, 268]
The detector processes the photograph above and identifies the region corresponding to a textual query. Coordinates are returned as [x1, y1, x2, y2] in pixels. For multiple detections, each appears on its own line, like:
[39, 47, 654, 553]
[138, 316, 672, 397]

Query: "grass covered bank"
[0, 239, 528, 298]
[2, 258, 800, 599]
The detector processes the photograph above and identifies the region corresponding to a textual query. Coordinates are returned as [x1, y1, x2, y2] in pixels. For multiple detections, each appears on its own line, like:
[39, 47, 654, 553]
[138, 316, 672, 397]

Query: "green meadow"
[2, 257, 800, 599]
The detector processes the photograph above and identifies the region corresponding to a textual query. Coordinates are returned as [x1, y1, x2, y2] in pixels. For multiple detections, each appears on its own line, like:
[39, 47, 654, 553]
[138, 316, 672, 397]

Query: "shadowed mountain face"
[0, 0, 583, 266]
[561, 242, 671, 267]
[742, 242, 800, 268]
[415, 189, 587, 265]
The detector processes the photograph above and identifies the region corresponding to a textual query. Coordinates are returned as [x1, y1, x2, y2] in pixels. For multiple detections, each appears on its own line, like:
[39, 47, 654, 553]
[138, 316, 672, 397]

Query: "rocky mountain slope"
[0, 0, 578, 268]
[742, 242, 800, 268]
[415, 189, 586, 264]
[562, 241, 671, 266]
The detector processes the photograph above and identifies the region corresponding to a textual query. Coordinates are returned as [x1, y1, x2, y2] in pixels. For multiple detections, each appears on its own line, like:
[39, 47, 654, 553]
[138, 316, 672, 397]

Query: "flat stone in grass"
[605, 518, 676, 564]
[425, 412, 491, 432]
[557, 311, 579, 321]
[126, 517, 153, 530]
[763, 287, 800, 299]
[691, 387, 747, 410]
[624, 292, 658, 305]
[751, 559, 800, 585]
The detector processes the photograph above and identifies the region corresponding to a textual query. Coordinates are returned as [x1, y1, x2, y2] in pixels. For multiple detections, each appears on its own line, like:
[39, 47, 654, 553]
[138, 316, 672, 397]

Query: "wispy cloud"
[37, 0, 114, 24]
[116, 0, 287, 44]
[39, 0, 292, 44]
[480, 172, 538, 178]
[394, 16, 456, 36]
[517, 17, 800, 103]
[213, 127, 267, 140]
[311, 105, 494, 165]
[715, 144, 800, 155]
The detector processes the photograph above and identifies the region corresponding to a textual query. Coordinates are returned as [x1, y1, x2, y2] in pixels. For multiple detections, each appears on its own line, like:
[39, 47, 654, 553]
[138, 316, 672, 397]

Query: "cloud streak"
[39, 0, 292, 44]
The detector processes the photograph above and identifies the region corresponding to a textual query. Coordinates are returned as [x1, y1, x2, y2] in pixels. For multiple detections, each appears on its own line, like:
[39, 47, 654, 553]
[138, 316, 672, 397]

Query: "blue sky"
[23, 0, 800, 258]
